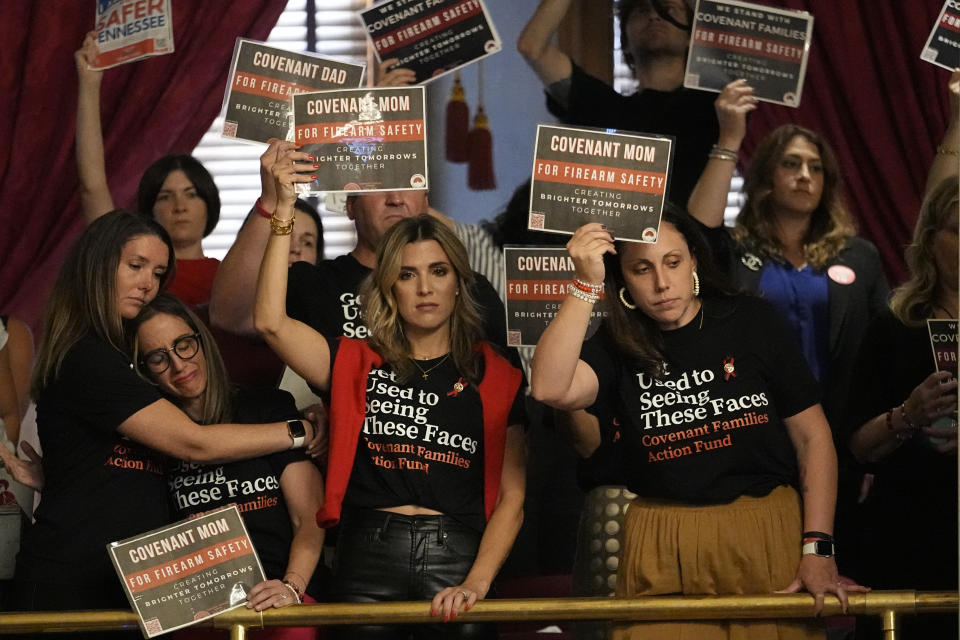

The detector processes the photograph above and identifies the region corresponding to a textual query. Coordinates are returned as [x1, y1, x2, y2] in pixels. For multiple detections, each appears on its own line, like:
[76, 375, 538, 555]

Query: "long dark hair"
[137, 155, 221, 237]
[600, 206, 735, 377]
[32, 211, 175, 396]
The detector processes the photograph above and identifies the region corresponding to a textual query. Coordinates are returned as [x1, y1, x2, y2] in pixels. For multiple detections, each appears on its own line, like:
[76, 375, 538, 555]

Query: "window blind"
[197, 0, 371, 260]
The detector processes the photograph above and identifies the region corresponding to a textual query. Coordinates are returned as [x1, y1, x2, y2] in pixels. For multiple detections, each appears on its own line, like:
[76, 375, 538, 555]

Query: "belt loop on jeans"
[436, 515, 447, 545]
[376, 513, 394, 541]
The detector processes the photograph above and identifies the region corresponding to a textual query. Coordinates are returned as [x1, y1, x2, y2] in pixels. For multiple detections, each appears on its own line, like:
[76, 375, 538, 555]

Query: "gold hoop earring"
[692, 271, 700, 297]
[619, 287, 637, 310]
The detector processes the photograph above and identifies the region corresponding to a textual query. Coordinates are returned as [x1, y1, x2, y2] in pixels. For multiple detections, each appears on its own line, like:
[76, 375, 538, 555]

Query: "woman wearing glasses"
[133, 294, 324, 638]
[8, 211, 315, 631]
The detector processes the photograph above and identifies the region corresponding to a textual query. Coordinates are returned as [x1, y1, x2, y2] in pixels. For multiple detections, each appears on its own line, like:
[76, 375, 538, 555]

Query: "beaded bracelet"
[937, 145, 960, 156]
[567, 283, 599, 304]
[899, 402, 918, 430]
[282, 580, 303, 603]
[572, 278, 604, 294]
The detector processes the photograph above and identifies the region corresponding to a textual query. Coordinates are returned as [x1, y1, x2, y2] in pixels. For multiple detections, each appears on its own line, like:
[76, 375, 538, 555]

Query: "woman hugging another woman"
[132, 294, 325, 639]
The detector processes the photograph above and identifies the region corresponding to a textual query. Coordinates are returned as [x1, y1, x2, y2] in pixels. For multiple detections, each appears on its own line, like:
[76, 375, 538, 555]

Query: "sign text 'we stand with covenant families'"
[685, 0, 813, 107]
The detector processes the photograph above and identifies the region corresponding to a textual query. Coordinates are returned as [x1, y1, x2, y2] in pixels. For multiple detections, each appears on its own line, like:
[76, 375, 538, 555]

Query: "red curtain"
[740, 0, 953, 284]
[0, 0, 286, 330]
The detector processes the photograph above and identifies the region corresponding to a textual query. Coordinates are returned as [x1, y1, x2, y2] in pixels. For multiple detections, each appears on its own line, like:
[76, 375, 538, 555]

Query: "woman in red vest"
[254, 152, 526, 640]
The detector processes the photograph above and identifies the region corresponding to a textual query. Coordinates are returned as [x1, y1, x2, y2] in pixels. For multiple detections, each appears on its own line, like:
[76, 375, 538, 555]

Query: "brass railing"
[0, 591, 955, 640]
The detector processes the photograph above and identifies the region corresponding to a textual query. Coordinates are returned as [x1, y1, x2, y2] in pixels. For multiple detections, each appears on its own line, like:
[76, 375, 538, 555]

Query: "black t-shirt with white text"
[581, 296, 819, 504]
[331, 339, 525, 532]
[165, 389, 320, 596]
[17, 335, 167, 588]
[287, 254, 515, 360]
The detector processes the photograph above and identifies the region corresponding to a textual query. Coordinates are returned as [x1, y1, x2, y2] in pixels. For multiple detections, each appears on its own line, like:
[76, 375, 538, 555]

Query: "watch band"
[286, 419, 306, 449]
[801, 539, 836, 557]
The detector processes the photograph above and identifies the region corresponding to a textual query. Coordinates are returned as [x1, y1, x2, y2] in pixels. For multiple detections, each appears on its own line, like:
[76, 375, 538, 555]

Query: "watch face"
[814, 540, 835, 556]
[288, 420, 306, 438]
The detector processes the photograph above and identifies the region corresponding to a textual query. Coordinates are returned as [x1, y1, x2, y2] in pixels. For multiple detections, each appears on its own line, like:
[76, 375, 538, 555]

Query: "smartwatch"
[801, 539, 836, 558]
[286, 419, 307, 449]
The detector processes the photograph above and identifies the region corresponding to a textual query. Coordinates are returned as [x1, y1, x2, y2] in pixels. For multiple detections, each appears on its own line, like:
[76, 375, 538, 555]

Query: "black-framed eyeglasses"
[141, 334, 201, 374]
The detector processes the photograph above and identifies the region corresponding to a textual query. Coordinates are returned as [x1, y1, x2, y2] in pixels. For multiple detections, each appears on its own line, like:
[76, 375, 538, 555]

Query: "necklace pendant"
[422, 373, 429, 379]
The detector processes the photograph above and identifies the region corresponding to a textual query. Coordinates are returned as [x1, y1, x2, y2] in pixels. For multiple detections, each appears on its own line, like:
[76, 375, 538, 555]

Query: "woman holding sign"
[75, 32, 222, 307]
[531, 208, 866, 639]
[686, 80, 889, 433]
[845, 77, 959, 635]
[131, 293, 325, 632]
[8, 211, 315, 627]
[254, 151, 526, 638]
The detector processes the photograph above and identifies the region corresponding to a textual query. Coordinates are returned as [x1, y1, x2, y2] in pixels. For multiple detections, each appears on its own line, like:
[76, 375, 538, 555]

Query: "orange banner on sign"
[533, 160, 666, 194]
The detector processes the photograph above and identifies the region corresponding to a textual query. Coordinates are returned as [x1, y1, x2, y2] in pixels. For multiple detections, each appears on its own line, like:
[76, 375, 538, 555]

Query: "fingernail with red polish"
[313, 164, 320, 169]
[310, 176, 318, 181]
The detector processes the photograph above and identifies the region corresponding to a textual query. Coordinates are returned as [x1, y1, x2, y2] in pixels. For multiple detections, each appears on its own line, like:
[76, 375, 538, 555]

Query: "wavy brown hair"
[360, 215, 484, 384]
[131, 294, 233, 424]
[890, 176, 959, 326]
[734, 124, 855, 269]
[32, 211, 175, 397]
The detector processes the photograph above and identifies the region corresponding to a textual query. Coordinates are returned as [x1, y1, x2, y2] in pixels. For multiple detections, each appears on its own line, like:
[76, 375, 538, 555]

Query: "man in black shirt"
[517, 0, 717, 206]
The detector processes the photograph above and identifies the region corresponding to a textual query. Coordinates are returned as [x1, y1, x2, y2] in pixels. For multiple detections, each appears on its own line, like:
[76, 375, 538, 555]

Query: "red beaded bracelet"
[282, 580, 303, 603]
[571, 279, 604, 294]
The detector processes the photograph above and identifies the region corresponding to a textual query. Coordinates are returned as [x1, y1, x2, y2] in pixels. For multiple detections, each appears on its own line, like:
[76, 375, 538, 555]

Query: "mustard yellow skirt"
[612, 485, 825, 640]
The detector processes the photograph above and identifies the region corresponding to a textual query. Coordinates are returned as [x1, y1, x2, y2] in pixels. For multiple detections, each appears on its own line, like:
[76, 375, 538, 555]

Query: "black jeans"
[330, 508, 495, 640]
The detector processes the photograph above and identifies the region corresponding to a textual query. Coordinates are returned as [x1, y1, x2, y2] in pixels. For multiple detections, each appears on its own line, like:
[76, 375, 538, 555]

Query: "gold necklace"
[410, 354, 450, 379]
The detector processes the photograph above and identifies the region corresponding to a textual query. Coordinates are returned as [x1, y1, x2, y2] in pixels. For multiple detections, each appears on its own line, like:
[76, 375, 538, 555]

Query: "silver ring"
[459, 591, 469, 599]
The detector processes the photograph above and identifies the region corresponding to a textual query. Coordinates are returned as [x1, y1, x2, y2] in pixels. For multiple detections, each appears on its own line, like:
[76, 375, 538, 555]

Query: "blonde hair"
[890, 176, 959, 326]
[360, 215, 484, 384]
[735, 124, 855, 269]
[131, 294, 233, 424]
[32, 211, 175, 398]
